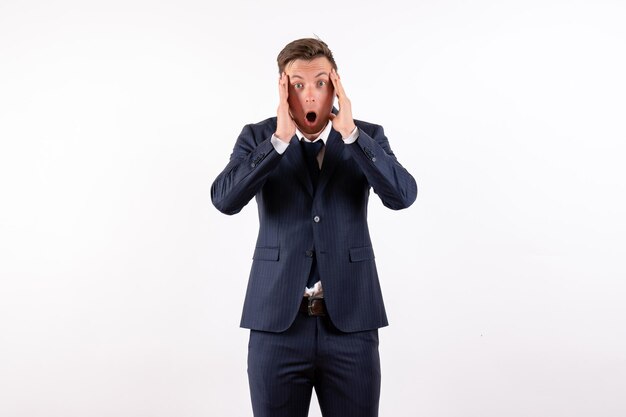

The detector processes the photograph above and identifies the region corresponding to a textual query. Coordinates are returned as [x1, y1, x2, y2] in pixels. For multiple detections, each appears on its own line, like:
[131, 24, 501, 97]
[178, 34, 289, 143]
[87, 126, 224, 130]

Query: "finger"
[330, 68, 347, 99]
[279, 72, 289, 102]
[279, 73, 286, 96]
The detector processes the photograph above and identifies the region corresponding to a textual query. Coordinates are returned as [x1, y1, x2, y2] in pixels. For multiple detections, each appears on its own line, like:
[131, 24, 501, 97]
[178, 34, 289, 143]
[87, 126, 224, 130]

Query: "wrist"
[341, 124, 356, 139]
[275, 132, 292, 143]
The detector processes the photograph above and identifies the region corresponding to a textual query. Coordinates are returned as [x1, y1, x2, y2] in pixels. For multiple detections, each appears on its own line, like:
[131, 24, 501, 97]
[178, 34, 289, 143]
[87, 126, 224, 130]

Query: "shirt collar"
[296, 120, 333, 144]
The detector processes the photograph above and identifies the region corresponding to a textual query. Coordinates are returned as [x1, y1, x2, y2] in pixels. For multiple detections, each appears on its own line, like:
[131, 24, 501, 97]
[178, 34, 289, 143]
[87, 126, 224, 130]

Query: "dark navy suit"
[211, 116, 417, 416]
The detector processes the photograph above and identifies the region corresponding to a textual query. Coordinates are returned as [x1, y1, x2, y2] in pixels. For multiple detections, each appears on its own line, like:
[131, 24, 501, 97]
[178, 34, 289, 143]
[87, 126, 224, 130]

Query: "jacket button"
[250, 162, 256, 168]
[305, 250, 314, 257]
[313, 215, 320, 223]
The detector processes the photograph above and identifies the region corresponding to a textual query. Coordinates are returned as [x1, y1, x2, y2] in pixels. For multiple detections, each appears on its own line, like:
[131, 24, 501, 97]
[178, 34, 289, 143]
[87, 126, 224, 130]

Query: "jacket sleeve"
[211, 124, 285, 215]
[345, 124, 417, 210]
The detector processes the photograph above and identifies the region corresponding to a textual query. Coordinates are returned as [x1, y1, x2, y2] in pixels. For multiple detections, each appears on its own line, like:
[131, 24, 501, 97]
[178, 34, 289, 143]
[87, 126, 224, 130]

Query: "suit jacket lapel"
[317, 128, 344, 197]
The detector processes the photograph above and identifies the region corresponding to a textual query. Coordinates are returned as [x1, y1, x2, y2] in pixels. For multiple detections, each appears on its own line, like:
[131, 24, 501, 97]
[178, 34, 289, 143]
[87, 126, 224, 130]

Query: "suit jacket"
[211, 116, 417, 332]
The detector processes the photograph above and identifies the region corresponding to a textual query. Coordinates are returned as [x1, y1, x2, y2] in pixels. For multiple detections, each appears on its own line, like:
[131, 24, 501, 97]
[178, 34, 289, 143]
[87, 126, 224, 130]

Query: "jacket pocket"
[253, 246, 280, 261]
[349, 246, 375, 262]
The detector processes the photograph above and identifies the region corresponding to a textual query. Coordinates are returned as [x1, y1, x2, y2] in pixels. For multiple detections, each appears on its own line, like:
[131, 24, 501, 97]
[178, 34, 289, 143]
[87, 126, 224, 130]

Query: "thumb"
[328, 113, 336, 121]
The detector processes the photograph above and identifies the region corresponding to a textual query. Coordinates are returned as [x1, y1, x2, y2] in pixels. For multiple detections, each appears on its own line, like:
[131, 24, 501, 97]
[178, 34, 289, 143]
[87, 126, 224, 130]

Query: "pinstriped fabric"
[211, 117, 417, 332]
[212, 115, 415, 416]
[248, 313, 380, 417]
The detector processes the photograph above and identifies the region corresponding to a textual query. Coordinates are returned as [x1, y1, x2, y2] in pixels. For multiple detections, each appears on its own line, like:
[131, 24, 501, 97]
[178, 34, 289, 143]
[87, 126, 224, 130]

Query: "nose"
[304, 86, 316, 103]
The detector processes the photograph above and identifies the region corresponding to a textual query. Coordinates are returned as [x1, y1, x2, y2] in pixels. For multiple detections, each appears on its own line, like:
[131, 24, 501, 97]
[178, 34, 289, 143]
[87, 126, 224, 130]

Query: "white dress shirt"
[270, 121, 359, 298]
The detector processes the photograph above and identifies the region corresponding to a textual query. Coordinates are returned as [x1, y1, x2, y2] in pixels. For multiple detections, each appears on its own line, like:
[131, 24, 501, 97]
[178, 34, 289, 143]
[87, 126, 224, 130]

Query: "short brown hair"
[277, 38, 338, 74]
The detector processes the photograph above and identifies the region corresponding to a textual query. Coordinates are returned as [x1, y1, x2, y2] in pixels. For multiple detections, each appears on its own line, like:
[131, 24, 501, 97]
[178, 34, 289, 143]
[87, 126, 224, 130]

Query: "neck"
[302, 132, 321, 141]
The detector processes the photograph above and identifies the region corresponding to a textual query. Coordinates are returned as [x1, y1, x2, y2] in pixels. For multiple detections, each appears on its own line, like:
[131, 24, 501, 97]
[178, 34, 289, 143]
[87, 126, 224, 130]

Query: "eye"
[317, 80, 327, 87]
[294, 83, 303, 89]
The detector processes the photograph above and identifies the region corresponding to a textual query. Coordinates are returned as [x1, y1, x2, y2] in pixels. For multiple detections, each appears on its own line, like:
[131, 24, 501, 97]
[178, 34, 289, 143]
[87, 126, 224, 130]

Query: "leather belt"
[299, 297, 327, 317]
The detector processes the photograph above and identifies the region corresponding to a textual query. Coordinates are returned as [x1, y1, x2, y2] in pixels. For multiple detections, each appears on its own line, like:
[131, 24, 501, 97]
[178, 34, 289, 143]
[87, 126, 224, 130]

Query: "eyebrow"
[290, 72, 329, 80]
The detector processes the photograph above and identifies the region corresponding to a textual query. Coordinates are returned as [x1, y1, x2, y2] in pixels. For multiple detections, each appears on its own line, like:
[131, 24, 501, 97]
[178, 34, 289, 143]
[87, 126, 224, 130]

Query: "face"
[285, 57, 335, 137]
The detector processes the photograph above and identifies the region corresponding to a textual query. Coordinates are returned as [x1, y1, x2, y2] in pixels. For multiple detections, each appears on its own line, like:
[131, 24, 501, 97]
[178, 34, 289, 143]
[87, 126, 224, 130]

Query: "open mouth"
[305, 112, 317, 123]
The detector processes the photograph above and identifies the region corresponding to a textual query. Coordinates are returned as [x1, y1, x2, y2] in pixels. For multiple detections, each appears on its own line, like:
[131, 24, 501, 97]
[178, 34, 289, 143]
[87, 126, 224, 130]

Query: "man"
[211, 38, 417, 417]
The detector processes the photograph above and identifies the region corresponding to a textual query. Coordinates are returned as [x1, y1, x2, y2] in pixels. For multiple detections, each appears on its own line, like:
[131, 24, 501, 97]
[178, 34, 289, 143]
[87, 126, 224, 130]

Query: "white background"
[1, 0, 625, 416]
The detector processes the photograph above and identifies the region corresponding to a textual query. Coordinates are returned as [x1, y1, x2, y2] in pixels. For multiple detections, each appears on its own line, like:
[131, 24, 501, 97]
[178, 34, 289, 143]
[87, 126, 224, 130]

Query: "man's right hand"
[275, 72, 296, 143]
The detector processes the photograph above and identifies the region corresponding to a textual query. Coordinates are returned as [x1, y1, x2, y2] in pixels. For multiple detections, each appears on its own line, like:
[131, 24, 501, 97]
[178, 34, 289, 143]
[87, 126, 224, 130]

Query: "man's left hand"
[329, 68, 357, 139]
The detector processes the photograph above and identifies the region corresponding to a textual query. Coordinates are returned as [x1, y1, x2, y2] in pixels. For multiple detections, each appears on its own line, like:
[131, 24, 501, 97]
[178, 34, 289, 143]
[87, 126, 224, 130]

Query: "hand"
[329, 68, 356, 138]
[275, 72, 296, 143]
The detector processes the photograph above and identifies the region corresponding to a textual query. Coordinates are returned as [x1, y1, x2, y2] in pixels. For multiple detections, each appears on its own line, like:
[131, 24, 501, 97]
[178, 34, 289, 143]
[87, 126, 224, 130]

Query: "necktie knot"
[301, 139, 324, 171]
[302, 140, 324, 162]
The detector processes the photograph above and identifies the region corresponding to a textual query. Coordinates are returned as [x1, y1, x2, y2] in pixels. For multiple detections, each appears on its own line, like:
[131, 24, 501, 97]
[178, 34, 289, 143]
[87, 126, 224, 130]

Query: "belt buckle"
[307, 296, 323, 316]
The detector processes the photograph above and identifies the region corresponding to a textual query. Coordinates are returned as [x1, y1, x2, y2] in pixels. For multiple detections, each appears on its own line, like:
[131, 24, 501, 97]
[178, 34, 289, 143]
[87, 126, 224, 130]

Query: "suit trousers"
[247, 312, 381, 417]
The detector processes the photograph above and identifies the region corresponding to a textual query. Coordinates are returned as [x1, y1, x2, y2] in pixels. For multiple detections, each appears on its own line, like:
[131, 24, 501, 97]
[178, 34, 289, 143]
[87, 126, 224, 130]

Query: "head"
[277, 38, 338, 136]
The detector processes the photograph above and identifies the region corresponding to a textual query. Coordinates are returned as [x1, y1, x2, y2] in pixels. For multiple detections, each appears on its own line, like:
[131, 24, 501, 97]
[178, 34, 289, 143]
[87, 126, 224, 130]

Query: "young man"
[211, 38, 417, 417]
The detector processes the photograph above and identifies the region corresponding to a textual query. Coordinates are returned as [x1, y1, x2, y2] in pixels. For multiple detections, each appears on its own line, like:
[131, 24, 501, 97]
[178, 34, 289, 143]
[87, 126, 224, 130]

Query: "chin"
[304, 123, 326, 135]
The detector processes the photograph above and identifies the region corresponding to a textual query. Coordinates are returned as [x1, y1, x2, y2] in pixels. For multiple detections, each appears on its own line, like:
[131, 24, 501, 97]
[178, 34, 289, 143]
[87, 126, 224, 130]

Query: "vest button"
[305, 250, 314, 257]
[313, 215, 320, 223]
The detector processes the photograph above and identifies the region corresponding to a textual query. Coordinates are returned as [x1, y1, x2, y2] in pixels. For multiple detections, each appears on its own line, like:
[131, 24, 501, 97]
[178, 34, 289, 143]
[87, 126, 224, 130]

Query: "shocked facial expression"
[285, 57, 335, 137]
